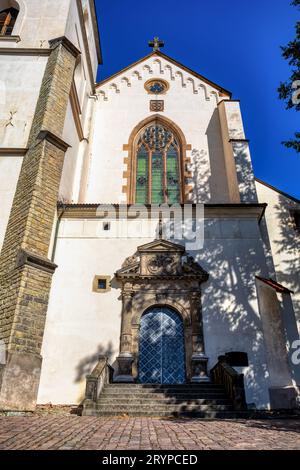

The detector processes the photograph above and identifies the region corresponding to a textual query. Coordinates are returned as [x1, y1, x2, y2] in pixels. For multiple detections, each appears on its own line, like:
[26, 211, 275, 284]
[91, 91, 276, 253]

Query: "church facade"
[0, 0, 299, 413]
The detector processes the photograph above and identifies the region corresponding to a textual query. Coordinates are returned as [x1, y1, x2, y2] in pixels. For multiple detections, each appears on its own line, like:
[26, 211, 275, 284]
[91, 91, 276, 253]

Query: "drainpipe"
[51, 203, 66, 263]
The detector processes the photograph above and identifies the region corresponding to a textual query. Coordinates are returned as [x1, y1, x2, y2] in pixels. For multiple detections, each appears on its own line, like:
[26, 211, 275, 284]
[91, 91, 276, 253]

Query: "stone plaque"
[150, 100, 164, 112]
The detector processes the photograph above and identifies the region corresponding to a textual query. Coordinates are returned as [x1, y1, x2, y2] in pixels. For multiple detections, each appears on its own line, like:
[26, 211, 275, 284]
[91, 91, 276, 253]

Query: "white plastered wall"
[60, 1, 99, 202]
[0, 54, 48, 147]
[0, 0, 100, 237]
[84, 55, 231, 204]
[38, 215, 273, 408]
[0, 156, 22, 249]
[256, 181, 300, 387]
[256, 181, 300, 334]
[0, 0, 70, 48]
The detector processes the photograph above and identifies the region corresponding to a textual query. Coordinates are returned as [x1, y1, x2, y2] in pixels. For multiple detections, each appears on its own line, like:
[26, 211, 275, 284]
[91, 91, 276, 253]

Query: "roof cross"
[148, 37, 164, 52]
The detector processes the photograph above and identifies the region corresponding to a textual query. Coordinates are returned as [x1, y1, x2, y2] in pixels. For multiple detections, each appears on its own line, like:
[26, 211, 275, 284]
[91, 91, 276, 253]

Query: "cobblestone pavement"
[0, 417, 299, 450]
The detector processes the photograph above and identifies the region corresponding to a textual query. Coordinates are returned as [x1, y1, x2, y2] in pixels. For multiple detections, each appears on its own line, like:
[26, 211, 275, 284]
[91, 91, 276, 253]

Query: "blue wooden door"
[139, 307, 185, 384]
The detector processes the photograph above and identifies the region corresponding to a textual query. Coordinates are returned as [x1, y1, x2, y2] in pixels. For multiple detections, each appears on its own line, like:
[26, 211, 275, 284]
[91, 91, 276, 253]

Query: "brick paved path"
[0, 417, 299, 450]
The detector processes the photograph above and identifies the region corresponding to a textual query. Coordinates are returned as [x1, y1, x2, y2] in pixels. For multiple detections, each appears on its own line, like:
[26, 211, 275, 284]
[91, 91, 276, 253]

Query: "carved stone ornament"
[147, 254, 174, 274]
[85, 379, 97, 401]
[116, 239, 209, 282]
[122, 253, 140, 269]
[150, 100, 164, 112]
[115, 239, 210, 384]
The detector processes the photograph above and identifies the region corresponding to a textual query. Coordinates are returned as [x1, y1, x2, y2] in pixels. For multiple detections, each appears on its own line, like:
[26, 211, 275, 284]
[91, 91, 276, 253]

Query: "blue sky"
[95, 0, 300, 199]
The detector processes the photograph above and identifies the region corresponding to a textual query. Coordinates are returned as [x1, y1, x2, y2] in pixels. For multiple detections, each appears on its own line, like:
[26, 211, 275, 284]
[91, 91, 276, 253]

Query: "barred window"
[0, 7, 19, 36]
[135, 123, 181, 204]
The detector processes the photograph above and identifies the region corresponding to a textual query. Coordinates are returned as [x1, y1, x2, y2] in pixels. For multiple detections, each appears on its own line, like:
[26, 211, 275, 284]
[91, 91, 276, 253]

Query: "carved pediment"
[116, 239, 209, 283]
[137, 239, 185, 253]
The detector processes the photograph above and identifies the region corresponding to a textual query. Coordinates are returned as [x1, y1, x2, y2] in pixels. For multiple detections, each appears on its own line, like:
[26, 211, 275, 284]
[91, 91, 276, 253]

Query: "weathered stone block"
[0, 351, 42, 411]
[269, 386, 298, 410]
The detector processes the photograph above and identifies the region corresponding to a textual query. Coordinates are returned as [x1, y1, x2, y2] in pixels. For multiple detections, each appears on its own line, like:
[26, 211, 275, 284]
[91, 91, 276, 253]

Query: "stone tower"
[0, 0, 101, 410]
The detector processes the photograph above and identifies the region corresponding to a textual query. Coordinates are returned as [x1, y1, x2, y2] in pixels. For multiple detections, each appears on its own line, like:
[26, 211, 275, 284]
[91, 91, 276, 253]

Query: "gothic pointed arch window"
[133, 121, 183, 204]
[0, 5, 19, 36]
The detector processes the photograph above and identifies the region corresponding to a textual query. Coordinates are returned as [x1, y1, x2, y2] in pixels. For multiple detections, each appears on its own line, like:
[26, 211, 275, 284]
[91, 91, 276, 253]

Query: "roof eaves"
[96, 50, 232, 96]
[255, 178, 300, 205]
[91, 0, 102, 64]
[256, 276, 294, 294]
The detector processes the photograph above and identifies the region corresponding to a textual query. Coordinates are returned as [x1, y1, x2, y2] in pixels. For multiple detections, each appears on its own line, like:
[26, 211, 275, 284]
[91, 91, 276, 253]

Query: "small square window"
[98, 279, 107, 290]
[93, 275, 111, 293]
[103, 222, 110, 231]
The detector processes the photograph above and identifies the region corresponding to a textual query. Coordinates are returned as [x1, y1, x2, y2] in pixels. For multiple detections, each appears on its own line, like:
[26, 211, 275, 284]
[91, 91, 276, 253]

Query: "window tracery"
[135, 123, 181, 204]
[144, 79, 169, 95]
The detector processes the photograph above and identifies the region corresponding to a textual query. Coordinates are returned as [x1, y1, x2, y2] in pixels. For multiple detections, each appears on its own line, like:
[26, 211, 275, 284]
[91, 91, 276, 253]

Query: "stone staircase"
[84, 383, 249, 418]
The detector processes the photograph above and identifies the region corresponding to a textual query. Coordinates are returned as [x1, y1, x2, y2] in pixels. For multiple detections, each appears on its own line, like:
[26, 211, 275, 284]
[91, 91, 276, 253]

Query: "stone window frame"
[0, 0, 25, 38]
[144, 78, 170, 95]
[122, 114, 193, 204]
[92, 275, 111, 293]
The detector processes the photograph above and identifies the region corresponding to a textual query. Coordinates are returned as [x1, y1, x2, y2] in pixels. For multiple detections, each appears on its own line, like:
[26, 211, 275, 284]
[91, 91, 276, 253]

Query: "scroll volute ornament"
[143, 253, 182, 276]
[116, 240, 209, 282]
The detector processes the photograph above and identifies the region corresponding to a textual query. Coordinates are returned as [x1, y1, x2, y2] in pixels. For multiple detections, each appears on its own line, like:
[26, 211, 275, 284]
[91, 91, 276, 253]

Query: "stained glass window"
[135, 123, 181, 204]
[145, 79, 168, 95]
[152, 151, 163, 203]
[150, 82, 165, 94]
[167, 144, 180, 204]
[136, 145, 148, 204]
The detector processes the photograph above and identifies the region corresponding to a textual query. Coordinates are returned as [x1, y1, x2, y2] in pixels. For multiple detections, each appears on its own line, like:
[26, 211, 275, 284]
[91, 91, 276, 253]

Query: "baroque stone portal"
[115, 239, 209, 383]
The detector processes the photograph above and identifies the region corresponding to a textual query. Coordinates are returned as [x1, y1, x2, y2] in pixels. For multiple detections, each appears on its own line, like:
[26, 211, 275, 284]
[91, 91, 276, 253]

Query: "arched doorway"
[138, 306, 186, 384]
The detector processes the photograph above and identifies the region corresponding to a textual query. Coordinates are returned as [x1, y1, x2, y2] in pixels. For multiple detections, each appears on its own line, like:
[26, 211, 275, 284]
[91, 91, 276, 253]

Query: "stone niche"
[114, 239, 209, 383]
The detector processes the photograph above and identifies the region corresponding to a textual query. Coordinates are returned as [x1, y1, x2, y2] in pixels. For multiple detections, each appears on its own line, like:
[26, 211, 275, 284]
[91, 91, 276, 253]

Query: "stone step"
[102, 386, 226, 393]
[97, 398, 232, 405]
[105, 384, 223, 390]
[90, 409, 250, 418]
[101, 392, 228, 399]
[105, 382, 218, 386]
[96, 404, 234, 412]
[82, 382, 241, 418]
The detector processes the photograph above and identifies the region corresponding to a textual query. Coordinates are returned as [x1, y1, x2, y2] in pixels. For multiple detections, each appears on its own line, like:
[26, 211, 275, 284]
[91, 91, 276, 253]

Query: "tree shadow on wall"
[186, 232, 272, 408]
[190, 109, 245, 203]
[75, 341, 114, 384]
[189, 147, 211, 203]
[205, 109, 258, 203]
[272, 194, 300, 294]
[113, 219, 273, 407]
[271, 194, 300, 384]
